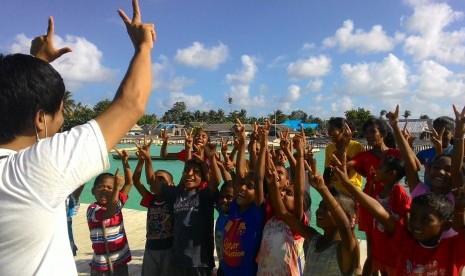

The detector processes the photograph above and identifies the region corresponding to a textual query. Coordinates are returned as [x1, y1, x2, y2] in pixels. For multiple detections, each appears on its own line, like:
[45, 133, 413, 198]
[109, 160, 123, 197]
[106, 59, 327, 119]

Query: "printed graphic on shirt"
[147, 202, 173, 240]
[174, 193, 199, 227]
[404, 259, 446, 276]
[223, 219, 246, 266]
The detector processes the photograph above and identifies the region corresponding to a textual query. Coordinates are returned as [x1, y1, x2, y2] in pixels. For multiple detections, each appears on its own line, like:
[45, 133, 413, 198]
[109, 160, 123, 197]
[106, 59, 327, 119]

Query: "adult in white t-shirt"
[0, 1, 155, 275]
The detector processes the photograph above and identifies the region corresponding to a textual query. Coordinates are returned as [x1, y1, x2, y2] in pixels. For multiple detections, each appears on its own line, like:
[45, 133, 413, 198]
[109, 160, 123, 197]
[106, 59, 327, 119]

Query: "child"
[150, 140, 221, 275]
[348, 117, 402, 275]
[256, 132, 308, 275]
[266, 148, 357, 275]
[323, 117, 365, 194]
[215, 180, 234, 276]
[221, 119, 266, 275]
[132, 141, 175, 276]
[416, 116, 455, 187]
[160, 128, 210, 162]
[338, 154, 411, 275]
[87, 150, 134, 275]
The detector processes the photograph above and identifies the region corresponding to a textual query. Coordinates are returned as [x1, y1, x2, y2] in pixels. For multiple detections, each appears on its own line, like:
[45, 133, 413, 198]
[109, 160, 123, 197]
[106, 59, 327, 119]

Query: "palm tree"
[380, 110, 387, 118]
[63, 90, 76, 117]
[403, 110, 411, 120]
[228, 97, 233, 114]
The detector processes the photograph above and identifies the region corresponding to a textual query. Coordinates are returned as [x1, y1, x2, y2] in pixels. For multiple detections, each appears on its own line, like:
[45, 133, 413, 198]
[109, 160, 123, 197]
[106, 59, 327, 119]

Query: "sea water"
[79, 144, 366, 239]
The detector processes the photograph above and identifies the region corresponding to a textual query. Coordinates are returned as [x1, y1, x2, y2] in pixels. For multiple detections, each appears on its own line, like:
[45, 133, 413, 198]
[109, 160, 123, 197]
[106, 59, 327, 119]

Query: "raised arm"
[117, 149, 134, 196]
[293, 130, 306, 221]
[100, 168, 124, 220]
[247, 122, 259, 172]
[386, 105, 420, 192]
[204, 142, 221, 192]
[264, 151, 317, 240]
[452, 105, 465, 190]
[30, 16, 72, 62]
[280, 130, 296, 169]
[254, 122, 270, 206]
[94, 0, 156, 151]
[132, 151, 149, 197]
[333, 156, 396, 234]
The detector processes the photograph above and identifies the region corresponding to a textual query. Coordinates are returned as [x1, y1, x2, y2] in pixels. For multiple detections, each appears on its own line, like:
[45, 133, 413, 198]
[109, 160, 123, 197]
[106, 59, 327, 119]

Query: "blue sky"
[1, 0, 464, 120]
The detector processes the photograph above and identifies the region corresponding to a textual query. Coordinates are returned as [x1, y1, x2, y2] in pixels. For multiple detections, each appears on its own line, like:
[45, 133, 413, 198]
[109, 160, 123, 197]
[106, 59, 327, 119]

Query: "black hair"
[220, 180, 234, 192]
[93, 173, 115, 189]
[0, 54, 65, 144]
[380, 156, 405, 182]
[328, 117, 354, 132]
[155, 169, 174, 183]
[362, 117, 396, 148]
[433, 116, 455, 132]
[411, 193, 454, 221]
[431, 153, 452, 167]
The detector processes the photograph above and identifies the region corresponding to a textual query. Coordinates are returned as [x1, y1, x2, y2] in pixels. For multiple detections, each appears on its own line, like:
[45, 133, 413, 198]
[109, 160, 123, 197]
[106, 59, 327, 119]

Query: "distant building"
[395, 119, 432, 140]
[143, 123, 186, 137]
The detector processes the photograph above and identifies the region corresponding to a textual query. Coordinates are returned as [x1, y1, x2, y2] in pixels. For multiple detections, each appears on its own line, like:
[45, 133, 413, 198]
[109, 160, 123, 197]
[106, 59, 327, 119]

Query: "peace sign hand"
[117, 0, 156, 51]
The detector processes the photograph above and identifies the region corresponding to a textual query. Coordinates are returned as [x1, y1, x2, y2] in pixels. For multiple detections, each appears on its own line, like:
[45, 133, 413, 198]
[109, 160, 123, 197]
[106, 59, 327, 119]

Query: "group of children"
[83, 105, 465, 276]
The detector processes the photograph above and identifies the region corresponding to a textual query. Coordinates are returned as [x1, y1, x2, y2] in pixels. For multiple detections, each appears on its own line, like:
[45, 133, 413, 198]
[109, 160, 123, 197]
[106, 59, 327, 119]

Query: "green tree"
[162, 102, 187, 122]
[93, 99, 112, 115]
[268, 110, 288, 124]
[345, 108, 372, 137]
[137, 114, 157, 125]
[62, 103, 95, 131]
[289, 110, 308, 121]
[403, 110, 411, 120]
[380, 110, 387, 118]
[63, 91, 76, 118]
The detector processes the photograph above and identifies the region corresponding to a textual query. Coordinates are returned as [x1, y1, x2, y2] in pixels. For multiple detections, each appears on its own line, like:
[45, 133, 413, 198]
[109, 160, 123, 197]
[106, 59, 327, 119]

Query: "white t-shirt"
[0, 120, 109, 275]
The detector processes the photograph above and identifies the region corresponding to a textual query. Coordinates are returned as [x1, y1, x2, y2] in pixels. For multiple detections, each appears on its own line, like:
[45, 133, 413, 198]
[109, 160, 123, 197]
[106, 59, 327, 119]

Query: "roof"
[281, 120, 319, 131]
[391, 119, 430, 134]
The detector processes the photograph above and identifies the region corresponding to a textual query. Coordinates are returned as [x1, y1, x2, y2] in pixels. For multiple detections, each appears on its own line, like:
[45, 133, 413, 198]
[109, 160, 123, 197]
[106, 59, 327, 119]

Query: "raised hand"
[386, 105, 400, 126]
[160, 128, 170, 141]
[114, 148, 130, 164]
[279, 130, 291, 151]
[402, 129, 416, 148]
[117, 0, 156, 51]
[185, 129, 194, 151]
[203, 141, 217, 159]
[135, 135, 152, 160]
[30, 16, 72, 62]
[220, 137, 230, 160]
[453, 105, 465, 138]
[114, 168, 124, 190]
[430, 127, 444, 151]
[234, 118, 246, 142]
[293, 131, 306, 157]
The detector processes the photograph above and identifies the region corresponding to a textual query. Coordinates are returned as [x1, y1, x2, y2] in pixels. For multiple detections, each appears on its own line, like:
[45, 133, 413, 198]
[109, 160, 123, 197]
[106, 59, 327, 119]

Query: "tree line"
[63, 92, 416, 138]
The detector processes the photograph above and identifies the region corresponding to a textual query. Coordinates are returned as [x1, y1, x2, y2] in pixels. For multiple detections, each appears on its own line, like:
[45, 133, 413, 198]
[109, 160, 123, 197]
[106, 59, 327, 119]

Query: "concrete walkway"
[73, 204, 367, 275]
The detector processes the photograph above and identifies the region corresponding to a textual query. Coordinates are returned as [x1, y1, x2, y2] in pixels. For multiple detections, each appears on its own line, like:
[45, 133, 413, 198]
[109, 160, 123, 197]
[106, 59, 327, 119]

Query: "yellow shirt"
[324, 140, 365, 194]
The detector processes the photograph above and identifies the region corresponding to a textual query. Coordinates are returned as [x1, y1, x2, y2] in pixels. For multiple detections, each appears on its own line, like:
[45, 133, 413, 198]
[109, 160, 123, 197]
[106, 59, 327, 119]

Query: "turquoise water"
[79, 144, 366, 239]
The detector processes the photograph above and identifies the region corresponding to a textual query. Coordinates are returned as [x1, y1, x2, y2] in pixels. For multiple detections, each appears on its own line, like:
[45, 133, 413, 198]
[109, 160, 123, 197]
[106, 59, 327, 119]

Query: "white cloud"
[314, 93, 324, 103]
[175, 41, 228, 70]
[286, 85, 302, 102]
[413, 60, 465, 99]
[229, 84, 266, 107]
[166, 92, 204, 109]
[323, 20, 400, 54]
[226, 55, 257, 84]
[9, 34, 115, 91]
[305, 79, 323, 92]
[331, 96, 353, 113]
[287, 55, 331, 80]
[402, 1, 465, 64]
[341, 54, 409, 98]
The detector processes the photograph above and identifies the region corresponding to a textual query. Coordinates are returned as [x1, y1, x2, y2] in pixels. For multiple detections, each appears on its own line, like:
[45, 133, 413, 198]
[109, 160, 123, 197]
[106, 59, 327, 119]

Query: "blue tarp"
[282, 120, 318, 131]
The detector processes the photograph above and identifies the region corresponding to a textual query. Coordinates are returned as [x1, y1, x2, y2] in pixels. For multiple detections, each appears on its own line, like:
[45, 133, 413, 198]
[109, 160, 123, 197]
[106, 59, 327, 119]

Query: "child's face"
[182, 163, 203, 190]
[364, 125, 383, 147]
[93, 177, 114, 206]
[194, 131, 209, 147]
[236, 177, 255, 208]
[408, 202, 445, 246]
[150, 171, 173, 193]
[328, 125, 343, 143]
[274, 149, 288, 164]
[433, 124, 452, 147]
[427, 156, 452, 195]
[275, 165, 289, 190]
[281, 185, 295, 214]
[374, 162, 394, 183]
[315, 200, 336, 229]
[218, 186, 234, 214]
